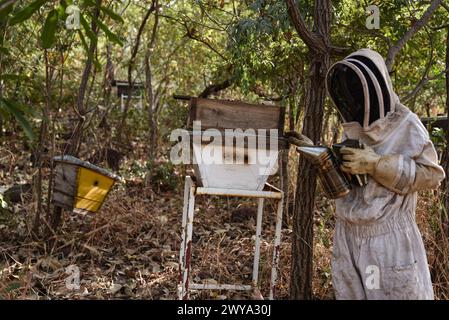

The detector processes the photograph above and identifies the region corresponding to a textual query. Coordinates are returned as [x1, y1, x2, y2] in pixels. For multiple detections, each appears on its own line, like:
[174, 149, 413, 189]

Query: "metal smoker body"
[297, 146, 351, 199]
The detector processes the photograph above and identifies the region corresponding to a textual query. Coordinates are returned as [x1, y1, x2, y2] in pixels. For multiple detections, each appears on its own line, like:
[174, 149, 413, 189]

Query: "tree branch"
[442, 1, 449, 13]
[385, 0, 443, 72]
[159, 14, 228, 61]
[198, 78, 233, 98]
[285, 0, 327, 53]
[401, 29, 434, 103]
[128, 1, 157, 84]
[117, 0, 157, 142]
[154, 40, 185, 100]
[430, 23, 449, 30]
[402, 66, 449, 103]
[249, 85, 283, 101]
[145, 5, 159, 109]
[68, 0, 101, 156]
[0, 0, 16, 12]
[183, 21, 228, 61]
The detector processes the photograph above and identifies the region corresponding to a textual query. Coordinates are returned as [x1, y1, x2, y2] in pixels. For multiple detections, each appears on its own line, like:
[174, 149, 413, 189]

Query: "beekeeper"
[325, 48, 445, 300]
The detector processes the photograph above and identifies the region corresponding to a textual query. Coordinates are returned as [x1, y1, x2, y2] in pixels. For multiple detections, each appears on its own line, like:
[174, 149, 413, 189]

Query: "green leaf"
[0, 74, 28, 81]
[0, 105, 8, 118]
[93, 56, 101, 69]
[0, 98, 34, 140]
[90, 14, 123, 46]
[41, 9, 59, 48]
[77, 28, 99, 70]
[100, 6, 124, 23]
[77, 29, 89, 52]
[56, 4, 65, 20]
[0, 46, 9, 55]
[9, 0, 47, 25]
[1, 97, 36, 117]
[80, 14, 97, 44]
[83, 0, 96, 7]
[0, 0, 14, 23]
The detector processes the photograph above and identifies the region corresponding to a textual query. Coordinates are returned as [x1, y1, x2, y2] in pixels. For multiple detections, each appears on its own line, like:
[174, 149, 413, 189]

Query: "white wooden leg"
[252, 198, 264, 288]
[181, 181, 195, 300]
[178, 177, 193, 299]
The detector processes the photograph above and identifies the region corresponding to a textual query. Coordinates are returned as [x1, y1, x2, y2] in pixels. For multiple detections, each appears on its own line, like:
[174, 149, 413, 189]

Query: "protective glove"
[340, 141, 445, 194]
[340, 145, 381, 175]
[285, 131, 314, 146]
[340, 146, 406, 193]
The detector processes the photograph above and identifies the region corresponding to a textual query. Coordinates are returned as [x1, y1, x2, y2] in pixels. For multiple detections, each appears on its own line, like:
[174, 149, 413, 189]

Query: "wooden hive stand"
[177, 97, 288, 300]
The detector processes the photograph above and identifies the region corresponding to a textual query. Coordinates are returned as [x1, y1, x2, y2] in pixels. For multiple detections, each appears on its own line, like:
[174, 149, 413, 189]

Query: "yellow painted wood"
[75, 167, 114, 212]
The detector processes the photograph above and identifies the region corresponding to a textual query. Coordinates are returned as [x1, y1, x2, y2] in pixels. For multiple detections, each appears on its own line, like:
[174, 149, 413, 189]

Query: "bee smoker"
[297, 145, 351, 199]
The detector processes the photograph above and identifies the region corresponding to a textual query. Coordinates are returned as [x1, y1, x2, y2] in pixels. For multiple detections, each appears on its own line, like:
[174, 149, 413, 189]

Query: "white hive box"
[191, 131, 280, 190]
[187, 98, 286, 191]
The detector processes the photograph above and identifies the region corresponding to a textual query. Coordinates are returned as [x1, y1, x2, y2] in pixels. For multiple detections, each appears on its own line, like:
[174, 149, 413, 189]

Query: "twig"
[385, 0, 443, 72]
[0, 0, 16, 11]
[402, 67, 449, 103]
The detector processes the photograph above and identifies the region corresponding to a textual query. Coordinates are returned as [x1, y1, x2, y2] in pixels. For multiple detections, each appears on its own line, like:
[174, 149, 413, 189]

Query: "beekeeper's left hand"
[340, 146, 381, 175]
[285, 131, 314, 146]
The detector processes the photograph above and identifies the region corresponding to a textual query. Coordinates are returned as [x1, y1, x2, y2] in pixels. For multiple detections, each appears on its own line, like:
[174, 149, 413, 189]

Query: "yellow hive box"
[75, 167, 116, 212]
[52, 156, 120, 213]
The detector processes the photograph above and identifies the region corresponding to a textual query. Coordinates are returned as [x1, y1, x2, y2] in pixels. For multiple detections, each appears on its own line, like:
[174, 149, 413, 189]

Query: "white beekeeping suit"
[325, 48, 445, 300]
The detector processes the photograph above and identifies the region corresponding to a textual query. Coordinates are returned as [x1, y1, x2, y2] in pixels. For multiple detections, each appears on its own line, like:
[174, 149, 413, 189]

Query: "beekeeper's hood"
[326, 49, 403, 145]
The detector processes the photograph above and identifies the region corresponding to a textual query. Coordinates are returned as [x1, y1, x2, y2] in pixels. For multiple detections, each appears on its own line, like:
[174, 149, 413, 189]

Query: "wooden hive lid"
[187, 98, 285, 135]
[53, 155, 121, 181]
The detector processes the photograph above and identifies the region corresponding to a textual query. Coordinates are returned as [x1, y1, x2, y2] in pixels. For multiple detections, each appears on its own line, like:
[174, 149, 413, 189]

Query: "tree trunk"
[288, 0, 331, 299]
[117, 1, 156, 143]
[103, 43, 114, 111]
[290, 51, 329, 299]
[0, 27, 4, 138]
[144, 5, 159, 186]
[0, 75, 3, 137]
[288, 101, 294, 132]
[67, 0, 101, 156]
[145, 50, 156, 163]
[33, 50, 53, 236]
[442, 27, 449, 237]
[148, 34, 158, 162]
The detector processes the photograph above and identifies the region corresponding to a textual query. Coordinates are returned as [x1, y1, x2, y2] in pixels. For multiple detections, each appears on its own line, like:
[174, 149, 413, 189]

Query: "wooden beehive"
[52, 156, 120, 213]
[187, 98, 287, 191]
[420, 115, 448, 130]
[112, 80, 144, 98]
